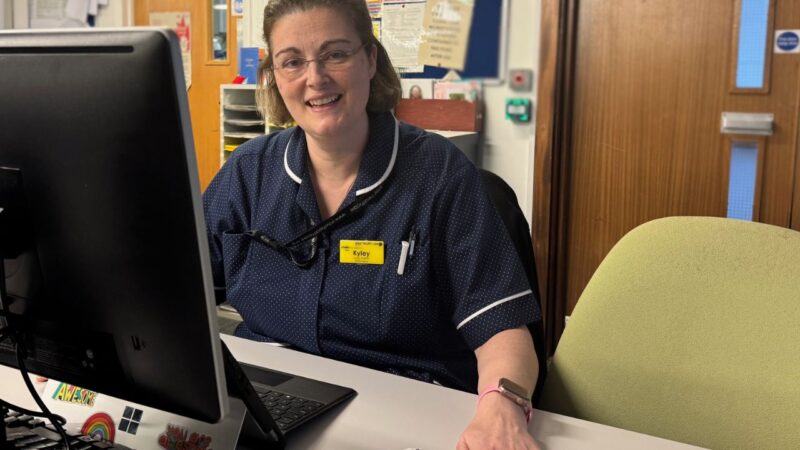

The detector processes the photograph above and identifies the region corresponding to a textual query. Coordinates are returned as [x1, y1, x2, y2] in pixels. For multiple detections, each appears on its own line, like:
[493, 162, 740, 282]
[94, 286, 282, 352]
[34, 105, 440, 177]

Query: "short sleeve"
[431, 159, 540, 350]
[203, 160, 236, 289]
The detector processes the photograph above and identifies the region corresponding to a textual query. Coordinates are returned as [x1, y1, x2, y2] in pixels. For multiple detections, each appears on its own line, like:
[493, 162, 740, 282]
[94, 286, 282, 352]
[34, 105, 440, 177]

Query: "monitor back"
[0, 28, 227, 423]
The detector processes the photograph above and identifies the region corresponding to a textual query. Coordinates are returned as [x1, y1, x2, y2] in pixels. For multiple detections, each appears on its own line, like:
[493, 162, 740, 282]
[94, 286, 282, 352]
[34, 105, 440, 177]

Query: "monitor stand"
[221, 341, 287, 449]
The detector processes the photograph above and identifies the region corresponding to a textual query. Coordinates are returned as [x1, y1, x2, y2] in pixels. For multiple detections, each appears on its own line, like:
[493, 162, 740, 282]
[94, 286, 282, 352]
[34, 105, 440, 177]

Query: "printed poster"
[419, 0, 475, 71]
[381, 0, 426, 73]
[149, 12, 192, 89]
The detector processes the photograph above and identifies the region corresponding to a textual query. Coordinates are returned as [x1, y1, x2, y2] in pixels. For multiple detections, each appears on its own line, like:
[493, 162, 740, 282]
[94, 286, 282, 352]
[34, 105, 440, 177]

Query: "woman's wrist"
[478, 379, 534, 422]
[477, 385, 533, 424]
[477, 391, 532, 425]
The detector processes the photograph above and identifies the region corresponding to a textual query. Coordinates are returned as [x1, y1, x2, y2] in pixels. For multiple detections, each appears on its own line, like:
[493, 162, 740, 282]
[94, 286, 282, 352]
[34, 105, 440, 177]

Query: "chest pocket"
[223, 232, 318, 347]
[376, 234, 441, 349]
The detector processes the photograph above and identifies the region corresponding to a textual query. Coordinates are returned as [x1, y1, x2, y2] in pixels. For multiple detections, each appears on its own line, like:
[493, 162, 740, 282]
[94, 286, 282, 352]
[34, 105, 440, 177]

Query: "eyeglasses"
[271, 43, 369, 80]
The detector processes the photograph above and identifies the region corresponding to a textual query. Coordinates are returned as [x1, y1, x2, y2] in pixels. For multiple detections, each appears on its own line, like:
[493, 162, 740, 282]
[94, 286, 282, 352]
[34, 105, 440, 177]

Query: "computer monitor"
[0, 28, 228, 424]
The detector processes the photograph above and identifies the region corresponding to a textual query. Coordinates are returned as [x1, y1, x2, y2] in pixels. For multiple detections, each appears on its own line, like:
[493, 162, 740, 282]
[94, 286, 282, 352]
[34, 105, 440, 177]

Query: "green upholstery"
[539, 217, 800, 449]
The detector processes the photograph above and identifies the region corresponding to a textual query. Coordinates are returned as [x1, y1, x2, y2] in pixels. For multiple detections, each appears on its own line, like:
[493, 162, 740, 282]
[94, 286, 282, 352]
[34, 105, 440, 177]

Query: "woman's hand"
[456, 392, 540, 450]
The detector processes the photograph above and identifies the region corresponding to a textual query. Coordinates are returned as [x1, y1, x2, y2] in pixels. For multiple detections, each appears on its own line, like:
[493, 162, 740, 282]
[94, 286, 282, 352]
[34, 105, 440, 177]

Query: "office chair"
[538, 216, 800, 449]
[479, 169, 546, 406]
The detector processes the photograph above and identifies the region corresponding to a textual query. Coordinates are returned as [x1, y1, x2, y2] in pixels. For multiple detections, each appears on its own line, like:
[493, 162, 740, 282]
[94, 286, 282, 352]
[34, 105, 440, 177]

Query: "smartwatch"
[478, 378, 533, 423]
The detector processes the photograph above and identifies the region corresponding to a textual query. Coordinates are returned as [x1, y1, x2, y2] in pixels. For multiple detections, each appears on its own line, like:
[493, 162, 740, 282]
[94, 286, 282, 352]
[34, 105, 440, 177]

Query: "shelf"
[223, 104, 258, 112]
[220, 84, 268, 166]
[224, 118, 265, 126]
[224, 132, 263, 139]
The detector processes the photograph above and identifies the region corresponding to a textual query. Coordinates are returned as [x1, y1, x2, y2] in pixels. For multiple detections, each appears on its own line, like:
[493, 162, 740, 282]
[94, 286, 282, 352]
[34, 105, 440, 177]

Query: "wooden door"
[534, 0, 800, 352]
[134, 0, 239, 189]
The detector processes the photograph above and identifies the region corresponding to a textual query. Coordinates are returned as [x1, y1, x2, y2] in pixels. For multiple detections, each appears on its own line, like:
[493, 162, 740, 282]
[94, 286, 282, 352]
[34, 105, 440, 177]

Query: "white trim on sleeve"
[455, 290, 533, 330]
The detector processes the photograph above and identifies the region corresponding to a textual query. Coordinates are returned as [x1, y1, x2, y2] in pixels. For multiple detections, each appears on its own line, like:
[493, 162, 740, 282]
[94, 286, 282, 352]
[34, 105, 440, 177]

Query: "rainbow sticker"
[81, 412, 115, 443]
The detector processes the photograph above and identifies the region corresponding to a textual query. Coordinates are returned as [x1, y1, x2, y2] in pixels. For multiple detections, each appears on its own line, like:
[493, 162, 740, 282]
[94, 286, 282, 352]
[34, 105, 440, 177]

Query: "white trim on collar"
[282, 116, 399, 192]
[284, 137, 303, 184]
[356, 117, 399, 196]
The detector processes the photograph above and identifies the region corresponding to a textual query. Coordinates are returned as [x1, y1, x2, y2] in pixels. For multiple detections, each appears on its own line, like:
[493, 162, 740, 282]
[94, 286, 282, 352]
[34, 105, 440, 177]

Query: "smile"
[306, 95, 341, 107]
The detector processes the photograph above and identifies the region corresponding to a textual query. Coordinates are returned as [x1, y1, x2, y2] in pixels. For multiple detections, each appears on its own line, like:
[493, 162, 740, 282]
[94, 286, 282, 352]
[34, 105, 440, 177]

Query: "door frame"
[531, 0, 579, 355]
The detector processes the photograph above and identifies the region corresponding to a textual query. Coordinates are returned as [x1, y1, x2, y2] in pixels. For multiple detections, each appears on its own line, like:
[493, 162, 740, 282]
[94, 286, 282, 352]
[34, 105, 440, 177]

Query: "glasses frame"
[269, 42, 370, 80]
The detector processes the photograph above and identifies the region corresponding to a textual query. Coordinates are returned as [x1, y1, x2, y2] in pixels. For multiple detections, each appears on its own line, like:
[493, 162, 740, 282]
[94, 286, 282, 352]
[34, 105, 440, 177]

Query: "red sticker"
[158, 424, 213, 450]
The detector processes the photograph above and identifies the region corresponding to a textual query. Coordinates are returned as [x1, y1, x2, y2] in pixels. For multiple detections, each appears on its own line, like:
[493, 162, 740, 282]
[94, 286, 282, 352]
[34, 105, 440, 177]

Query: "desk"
[231, 336, 701, 449]
[1, 335, 703, 449]
[431, 130, 479, 163]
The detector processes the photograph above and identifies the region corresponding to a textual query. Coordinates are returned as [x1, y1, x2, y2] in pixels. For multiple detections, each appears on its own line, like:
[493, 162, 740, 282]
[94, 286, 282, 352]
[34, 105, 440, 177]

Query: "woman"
[203, 1, 541, 448]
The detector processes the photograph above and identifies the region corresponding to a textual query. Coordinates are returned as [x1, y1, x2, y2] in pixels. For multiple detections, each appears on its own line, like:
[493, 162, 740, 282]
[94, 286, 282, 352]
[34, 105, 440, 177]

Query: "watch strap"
[478, 384, 533, 423]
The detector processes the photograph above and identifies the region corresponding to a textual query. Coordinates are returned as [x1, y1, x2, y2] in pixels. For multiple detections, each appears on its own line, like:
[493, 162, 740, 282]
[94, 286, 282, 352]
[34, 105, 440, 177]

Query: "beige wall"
[481, 0, 539, 225]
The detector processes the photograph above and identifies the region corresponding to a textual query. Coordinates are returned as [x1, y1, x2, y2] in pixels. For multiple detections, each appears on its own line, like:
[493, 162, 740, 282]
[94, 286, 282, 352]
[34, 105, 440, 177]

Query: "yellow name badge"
[339, 240, 384, 265]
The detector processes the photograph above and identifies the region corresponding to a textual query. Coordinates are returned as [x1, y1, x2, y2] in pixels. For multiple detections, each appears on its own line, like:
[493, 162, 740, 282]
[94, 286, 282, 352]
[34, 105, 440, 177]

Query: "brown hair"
[255, 0, 402, 126]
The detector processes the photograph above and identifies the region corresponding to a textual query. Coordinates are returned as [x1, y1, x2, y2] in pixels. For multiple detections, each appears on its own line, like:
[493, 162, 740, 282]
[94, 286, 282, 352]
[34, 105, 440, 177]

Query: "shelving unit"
[220, 84, 267, 165]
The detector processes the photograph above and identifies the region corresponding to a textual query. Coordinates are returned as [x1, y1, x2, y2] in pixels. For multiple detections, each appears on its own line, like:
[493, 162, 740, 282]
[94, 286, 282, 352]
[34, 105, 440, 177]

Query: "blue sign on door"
[775, 30, 800, 53]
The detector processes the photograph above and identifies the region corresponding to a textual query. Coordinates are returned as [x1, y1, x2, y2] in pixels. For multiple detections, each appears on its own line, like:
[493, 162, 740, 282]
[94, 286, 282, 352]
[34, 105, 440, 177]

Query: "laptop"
[221, 342, 356, 448]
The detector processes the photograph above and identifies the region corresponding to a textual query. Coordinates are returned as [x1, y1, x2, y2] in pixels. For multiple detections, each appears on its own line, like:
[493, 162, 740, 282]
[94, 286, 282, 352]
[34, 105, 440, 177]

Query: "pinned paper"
[382, 1, 426, 73]
[419, 0, 475, 71]
[149, 12, 192, 89]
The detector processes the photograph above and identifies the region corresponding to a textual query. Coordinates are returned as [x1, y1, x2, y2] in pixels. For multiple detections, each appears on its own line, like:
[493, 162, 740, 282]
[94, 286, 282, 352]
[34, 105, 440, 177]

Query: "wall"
[480, 0, 539, 225]
[96, 0, 134, 27]
[239, 0, 541, 223]
[5, 0, 132, 28]
[1, 1, 7, 28]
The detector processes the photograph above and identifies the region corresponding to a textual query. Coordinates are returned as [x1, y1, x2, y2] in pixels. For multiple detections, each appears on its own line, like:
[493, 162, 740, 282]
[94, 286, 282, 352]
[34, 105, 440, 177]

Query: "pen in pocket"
[397, 241, 410, 275]
[408, 226, 417, 257]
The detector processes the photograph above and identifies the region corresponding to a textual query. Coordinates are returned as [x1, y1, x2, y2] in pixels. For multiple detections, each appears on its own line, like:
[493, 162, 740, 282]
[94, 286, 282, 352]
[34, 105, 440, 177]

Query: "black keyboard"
[4, 408, 132, 450]
[255, 389, 324, 432]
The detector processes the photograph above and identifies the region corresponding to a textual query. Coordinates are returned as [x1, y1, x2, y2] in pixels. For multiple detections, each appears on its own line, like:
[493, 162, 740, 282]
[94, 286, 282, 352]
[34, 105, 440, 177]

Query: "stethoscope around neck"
[251, 115, 399, 268]
[245, 183, 385, 268]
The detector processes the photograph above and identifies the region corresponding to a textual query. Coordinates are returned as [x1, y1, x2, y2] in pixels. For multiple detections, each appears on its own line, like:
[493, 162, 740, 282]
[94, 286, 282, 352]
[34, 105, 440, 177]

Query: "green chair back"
[539, 217, 800, 449]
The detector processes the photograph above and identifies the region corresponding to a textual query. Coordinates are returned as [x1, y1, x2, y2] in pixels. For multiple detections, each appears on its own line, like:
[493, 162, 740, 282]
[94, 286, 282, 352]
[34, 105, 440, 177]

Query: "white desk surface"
[429, 129, 478, 139]
[0, 335, 704, 449]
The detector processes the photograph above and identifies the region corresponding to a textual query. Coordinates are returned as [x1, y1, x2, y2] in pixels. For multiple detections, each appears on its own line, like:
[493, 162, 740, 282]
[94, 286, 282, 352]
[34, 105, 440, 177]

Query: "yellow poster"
[418, 0, 474, 71]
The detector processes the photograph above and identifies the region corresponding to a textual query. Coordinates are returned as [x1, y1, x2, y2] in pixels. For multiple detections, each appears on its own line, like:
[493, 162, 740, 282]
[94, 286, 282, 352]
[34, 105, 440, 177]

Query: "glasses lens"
[273, 44, 365, 79]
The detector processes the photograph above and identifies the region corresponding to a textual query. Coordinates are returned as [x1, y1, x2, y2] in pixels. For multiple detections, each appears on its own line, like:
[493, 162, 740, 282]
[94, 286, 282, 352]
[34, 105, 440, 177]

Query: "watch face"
[499, 377, 529, 400]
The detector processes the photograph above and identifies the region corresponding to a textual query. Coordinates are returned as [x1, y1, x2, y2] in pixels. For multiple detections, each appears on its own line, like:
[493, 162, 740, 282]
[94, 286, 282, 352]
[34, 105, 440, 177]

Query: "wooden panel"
[532, 0, 561, 355]
[534, 0, 800, 351]
[134, 0, 239, 189]
[793, 73, 800, 232]
[563, 0, 731, 314]
[395, 99, 482, 132]
[747, 1, 800, 226]
[533, 0, 581, 354]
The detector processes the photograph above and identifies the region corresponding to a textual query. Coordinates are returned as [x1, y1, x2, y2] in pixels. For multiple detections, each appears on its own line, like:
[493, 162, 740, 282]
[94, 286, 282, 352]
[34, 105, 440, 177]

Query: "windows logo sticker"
[118, 406, 144, 435]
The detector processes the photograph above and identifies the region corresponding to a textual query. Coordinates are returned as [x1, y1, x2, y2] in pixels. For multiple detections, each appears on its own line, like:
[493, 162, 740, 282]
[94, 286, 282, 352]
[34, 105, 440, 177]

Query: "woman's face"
[270, 7, 377, 142]
[410, 85, 422, 99]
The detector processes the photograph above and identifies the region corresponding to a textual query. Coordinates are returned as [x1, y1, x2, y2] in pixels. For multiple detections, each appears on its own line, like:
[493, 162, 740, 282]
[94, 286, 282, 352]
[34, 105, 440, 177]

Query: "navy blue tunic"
[203, 111, 540, 392]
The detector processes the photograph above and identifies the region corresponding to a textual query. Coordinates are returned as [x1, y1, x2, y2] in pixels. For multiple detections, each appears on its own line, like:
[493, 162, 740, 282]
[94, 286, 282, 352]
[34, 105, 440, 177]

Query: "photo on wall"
[400, 79, 434, 100]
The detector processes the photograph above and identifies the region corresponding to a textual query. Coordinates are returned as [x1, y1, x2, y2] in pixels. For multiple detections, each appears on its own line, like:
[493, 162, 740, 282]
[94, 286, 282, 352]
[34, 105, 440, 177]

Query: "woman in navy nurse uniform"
[203, 1, 541, 448]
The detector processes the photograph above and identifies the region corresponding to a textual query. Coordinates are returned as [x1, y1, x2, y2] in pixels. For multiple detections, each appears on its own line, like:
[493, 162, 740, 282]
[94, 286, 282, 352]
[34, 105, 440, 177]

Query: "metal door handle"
[721, 112, 773, 136]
